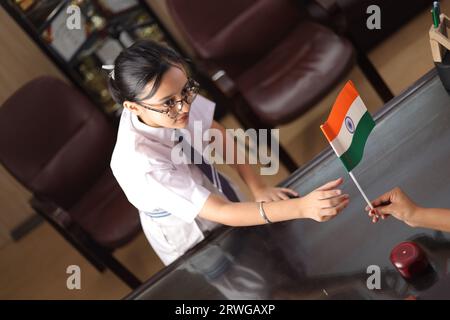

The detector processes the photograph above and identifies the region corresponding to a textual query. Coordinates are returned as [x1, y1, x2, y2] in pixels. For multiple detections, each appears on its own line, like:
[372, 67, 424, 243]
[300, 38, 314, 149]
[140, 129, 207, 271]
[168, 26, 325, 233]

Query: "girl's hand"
[253, 186, 299, 202]
[296, 177, 349, 222]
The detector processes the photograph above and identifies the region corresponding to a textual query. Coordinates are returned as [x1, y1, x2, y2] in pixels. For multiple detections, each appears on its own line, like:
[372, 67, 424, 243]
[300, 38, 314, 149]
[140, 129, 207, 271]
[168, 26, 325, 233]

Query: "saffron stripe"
[321, 81, 359, 141]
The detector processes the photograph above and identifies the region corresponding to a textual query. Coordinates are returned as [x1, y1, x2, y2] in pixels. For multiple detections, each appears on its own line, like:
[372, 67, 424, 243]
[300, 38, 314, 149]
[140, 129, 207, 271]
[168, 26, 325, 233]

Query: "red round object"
[390, 241, 429, 279]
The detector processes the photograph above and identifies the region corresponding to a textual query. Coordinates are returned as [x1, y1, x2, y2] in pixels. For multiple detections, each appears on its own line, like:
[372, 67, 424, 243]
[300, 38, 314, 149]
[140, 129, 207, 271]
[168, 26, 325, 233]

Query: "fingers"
[316, 177, 343, 191]
[256, 188, 299, 202]
[372, 214, 379, 223]
[276, 191, 290, 201]
[368, 208, 390, 223]
[321, 194, 349, 208]
[318, 189, 342, 200]
[321, 198, 350, 217]
[266, 193, 284, 201]
[365, 188, 397, 211]
[368, 209, 380, 223]
[272, 188, 297, 200]
[375, 204, 395, 216]
[279, 188, 299, 197]
[319, 215, 333, 222]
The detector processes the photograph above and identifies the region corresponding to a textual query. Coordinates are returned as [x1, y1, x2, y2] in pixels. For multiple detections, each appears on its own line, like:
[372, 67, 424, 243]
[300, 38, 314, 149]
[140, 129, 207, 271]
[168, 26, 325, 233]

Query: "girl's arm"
[199, 178, 349, 226]
[210, 120, 298, 201]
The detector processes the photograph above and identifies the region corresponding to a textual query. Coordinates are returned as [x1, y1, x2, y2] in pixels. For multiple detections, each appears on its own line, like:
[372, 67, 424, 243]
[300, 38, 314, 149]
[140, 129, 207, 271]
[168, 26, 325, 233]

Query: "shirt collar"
[129, 109, 178, 147]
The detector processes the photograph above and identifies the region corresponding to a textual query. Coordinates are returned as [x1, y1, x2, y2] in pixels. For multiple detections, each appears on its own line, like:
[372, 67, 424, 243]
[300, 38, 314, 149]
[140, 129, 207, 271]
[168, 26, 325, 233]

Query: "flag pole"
[323, 134, 375, 211]
[348, 171, 374, 210]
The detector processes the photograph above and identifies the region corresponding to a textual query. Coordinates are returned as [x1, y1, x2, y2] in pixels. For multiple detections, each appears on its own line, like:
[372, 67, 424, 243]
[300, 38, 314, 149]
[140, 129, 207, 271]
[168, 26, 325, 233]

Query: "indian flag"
[320, 81, 375, 172]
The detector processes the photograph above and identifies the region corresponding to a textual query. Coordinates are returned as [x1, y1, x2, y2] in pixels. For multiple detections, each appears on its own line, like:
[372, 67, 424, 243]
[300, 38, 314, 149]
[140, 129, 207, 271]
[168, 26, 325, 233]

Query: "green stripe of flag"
[339, 111, 375, 172]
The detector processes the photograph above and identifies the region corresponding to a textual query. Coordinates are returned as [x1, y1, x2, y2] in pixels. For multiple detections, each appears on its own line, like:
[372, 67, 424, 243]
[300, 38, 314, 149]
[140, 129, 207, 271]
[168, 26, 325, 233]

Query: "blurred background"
[0, 0, 442, 298]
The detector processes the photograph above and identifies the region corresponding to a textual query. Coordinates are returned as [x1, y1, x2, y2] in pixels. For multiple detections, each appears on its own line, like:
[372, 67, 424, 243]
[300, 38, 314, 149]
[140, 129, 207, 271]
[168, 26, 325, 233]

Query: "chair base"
[94, 247, 143, 289]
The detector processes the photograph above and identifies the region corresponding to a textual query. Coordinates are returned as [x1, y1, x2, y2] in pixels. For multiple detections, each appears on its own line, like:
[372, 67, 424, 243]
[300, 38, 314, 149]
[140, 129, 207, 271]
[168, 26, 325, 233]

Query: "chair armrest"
[196, 61, 237, 98]
[30, 196, 73, 228]
[312, 0, 339, 13]
[303, 0, 348, 34]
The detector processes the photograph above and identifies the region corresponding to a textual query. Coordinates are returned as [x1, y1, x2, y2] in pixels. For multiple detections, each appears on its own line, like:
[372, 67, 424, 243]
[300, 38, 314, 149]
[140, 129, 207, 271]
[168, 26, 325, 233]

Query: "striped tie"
[176, 130, 239, 202]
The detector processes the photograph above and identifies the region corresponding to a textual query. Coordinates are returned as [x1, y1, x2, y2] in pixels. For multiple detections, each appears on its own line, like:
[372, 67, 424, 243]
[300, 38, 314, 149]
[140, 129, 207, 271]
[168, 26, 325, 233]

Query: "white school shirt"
[110, 95, 244, 265]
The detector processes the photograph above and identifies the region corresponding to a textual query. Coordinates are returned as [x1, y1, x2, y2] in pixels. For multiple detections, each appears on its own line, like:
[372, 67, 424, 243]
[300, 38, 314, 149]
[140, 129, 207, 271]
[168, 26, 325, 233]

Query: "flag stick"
[348, 171, 374, 210]
[325, 139, 375, 211]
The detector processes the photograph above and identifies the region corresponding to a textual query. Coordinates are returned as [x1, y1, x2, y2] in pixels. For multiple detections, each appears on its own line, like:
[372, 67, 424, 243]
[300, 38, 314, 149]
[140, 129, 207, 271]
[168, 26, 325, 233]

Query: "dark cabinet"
[2, 0, 178, 118]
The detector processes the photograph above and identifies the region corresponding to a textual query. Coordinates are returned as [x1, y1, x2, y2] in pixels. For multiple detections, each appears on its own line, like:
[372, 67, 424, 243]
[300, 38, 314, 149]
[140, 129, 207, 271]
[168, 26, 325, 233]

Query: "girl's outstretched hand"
[295, 177, 350, 222]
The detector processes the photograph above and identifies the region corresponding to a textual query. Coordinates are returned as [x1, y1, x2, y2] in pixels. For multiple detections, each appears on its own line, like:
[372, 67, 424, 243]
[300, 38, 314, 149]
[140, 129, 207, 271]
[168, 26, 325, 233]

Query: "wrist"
[258, 201, 272, 224]
[404, 205, 423, 227]
[293, 197, 307, 220]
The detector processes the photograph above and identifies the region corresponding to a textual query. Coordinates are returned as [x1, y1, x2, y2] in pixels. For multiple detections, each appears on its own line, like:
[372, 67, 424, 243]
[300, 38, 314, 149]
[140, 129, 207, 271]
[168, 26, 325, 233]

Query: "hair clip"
[102, 64, 115, 80]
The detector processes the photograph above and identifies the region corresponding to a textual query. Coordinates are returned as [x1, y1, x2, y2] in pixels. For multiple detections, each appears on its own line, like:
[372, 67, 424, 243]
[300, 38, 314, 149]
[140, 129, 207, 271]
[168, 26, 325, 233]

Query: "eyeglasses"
[136, 78, 200, 119]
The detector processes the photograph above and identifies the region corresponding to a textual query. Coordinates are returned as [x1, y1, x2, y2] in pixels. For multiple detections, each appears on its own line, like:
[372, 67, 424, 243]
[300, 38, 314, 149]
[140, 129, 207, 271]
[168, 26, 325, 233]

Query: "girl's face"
[124, 66, 193, 129]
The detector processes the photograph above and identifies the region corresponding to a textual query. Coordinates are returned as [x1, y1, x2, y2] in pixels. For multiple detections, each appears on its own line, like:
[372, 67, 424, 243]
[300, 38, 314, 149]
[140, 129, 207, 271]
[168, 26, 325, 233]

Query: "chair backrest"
[167, 0, 304, 78]
[0, 76, 116, 210]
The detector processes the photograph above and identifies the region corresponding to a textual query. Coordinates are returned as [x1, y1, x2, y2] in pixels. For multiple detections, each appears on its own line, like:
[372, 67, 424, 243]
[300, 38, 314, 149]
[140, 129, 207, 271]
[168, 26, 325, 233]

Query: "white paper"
[96, 38, 123, 64]
[47, 5, 87, 61]
[98, 0, 138, 13]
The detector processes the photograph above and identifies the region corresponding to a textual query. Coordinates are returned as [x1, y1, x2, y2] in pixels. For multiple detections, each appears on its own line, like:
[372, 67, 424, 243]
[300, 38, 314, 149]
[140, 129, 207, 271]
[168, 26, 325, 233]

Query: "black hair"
[107, 40, 187, 105]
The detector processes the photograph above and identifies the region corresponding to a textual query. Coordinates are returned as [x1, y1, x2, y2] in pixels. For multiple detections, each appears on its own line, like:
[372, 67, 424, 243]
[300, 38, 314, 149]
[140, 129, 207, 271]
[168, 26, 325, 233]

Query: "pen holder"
[390, 241, 438, 291]
[429, 13, 450, 91]
[390, 241, 429, 279]
[435, 54, 450, 91]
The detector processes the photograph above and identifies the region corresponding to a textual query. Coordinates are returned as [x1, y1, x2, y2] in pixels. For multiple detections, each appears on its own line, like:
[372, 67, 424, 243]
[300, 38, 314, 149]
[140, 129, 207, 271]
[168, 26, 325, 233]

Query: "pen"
[432, 8, 439, 28]
[434, 1, 441, 18]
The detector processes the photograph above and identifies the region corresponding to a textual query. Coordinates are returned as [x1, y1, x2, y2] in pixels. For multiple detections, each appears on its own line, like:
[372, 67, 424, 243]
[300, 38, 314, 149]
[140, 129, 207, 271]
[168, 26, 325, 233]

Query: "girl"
[108, 40, 349, 265]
